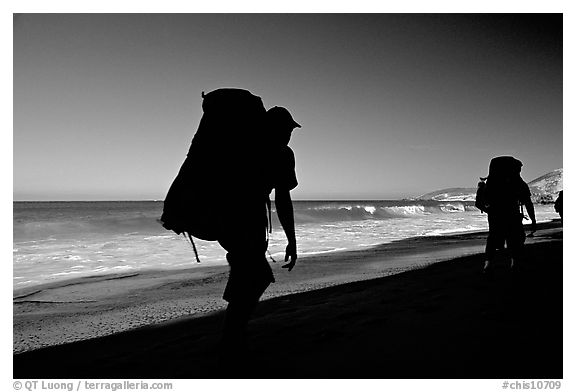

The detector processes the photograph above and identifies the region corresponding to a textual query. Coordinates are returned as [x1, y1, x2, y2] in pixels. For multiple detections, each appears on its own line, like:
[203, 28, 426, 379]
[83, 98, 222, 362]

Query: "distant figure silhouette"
[160, 89, 301, 371]
[554, 191, 563, 222]
[475, 156, 536, 273]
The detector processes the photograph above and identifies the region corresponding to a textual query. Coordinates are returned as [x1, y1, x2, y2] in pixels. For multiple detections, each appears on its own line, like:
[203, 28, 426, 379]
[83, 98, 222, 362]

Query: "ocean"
[13, 200, 558, 290]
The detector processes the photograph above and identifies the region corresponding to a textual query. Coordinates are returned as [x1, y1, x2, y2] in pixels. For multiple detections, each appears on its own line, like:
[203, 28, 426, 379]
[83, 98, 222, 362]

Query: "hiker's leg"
[219, 251, 272, 370]
[221, 254, 273, 333]
[508, 218, 526, 270]
[485, 217, 499, 272]
[485, 214, 507, 272]
[484, 240, 496, 272]
[221, 296, 260, 348]
[509, 245, 523, 270]
[221, 253, 255, 339]
[217, 220, 272, 370]
[218, 296, 260, 375]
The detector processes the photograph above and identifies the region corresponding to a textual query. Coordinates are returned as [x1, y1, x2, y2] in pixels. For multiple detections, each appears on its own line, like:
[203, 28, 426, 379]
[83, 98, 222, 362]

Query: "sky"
[13, 13, 563, 200]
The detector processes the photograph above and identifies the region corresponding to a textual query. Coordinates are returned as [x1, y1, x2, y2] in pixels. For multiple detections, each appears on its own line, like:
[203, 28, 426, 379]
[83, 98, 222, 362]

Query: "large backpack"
[160, 88, 268, 247]
[475, 178, 488, 213]
[475, 156, 525, 215]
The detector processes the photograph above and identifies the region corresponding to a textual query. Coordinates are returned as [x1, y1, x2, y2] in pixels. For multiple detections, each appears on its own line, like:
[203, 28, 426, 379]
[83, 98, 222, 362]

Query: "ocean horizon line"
[13, 198, 428, 203]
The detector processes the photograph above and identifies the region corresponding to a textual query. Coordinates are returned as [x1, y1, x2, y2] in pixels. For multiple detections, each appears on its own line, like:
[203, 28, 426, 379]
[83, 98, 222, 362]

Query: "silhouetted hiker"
[160, 89, 300, 371]
[554, 191, 563, 222]
[217, 106, 300, 368]
[475, 156, 536, 273]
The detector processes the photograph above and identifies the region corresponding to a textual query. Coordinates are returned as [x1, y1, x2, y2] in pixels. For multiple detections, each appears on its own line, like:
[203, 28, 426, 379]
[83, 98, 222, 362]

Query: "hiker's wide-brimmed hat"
[267, 106, 301, 129]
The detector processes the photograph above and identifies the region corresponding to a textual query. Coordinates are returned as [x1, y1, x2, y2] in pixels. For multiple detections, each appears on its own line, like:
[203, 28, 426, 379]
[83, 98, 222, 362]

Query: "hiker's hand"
[282, 241, 297, 271]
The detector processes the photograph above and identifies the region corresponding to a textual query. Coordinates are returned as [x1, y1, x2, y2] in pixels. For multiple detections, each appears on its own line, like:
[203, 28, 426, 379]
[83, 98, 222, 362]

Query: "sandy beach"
[13, 221, 562, 379]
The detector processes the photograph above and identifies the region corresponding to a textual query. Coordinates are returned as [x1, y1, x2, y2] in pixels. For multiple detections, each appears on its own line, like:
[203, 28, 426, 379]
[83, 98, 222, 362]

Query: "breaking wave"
[285, 201, 476, 225]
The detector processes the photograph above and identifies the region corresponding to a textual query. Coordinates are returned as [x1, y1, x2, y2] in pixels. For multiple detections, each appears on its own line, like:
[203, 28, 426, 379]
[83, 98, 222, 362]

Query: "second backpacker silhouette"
[475, 156, 528, 216]
[475, 156, 536, 273]
[161, 88, 270, 256]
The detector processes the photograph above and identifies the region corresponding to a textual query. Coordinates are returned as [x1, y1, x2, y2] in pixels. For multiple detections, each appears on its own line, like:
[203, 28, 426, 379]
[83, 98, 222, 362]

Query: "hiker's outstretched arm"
[275, 188, 297, 271]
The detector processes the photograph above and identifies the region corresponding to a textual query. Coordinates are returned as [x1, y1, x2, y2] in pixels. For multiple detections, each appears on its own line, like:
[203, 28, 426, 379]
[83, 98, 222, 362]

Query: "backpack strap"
[266, 195, 272, 234]
[186, 232, 202, 263]
[265, 195, 276, 262]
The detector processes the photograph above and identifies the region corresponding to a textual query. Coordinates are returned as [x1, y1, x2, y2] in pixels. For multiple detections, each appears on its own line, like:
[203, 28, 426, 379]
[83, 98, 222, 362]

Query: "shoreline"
[12, 221, 538, 298]
[13, 221, 562, 355]
[13, 221, 562, 378]
[13, 204, 557, 294]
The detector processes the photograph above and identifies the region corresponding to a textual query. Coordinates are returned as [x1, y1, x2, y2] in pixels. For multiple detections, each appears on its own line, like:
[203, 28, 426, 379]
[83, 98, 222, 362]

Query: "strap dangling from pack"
[185, 232, 201, 263]
[266, 195, 272, 234]
[265, 195, 275, 263]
